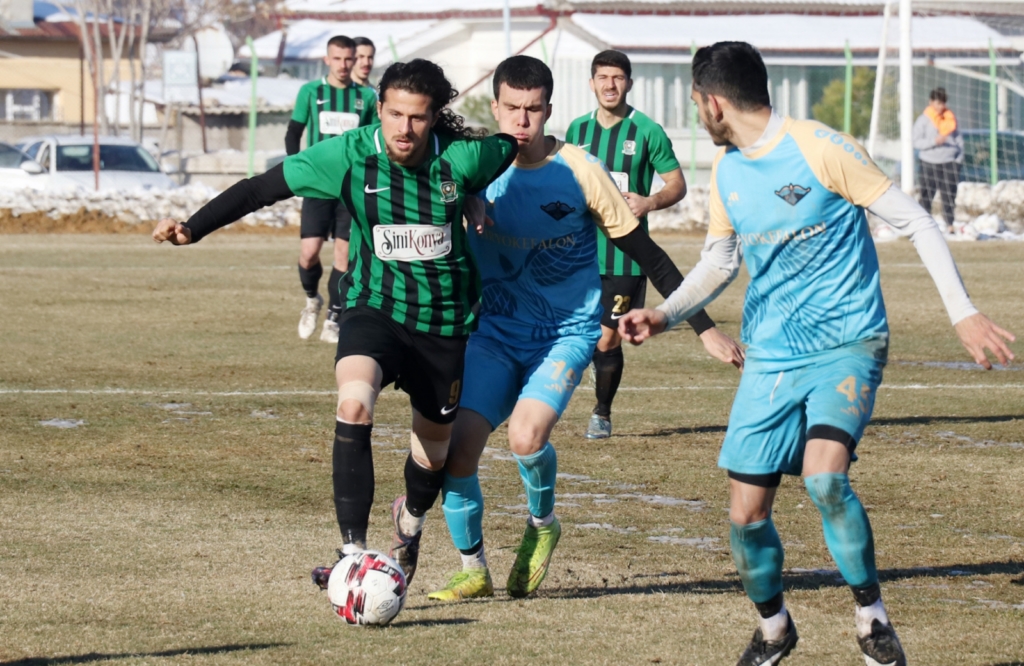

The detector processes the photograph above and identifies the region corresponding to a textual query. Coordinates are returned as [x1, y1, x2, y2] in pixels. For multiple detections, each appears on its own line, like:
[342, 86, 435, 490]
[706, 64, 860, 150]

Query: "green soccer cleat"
[506, 517, 561, 598]
[427, 568, 494, 602]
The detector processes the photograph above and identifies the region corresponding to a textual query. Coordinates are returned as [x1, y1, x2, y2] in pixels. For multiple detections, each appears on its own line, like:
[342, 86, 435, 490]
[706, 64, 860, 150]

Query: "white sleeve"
[656, 233, 742, 330]
[867, 185, 978, 325]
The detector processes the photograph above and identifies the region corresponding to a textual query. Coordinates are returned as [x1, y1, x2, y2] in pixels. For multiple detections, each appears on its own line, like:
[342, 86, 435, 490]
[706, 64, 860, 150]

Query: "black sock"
[327, 267, 347, 323]
[298, 262, 323, 299]
[851, 581, 881, 607]
[592, 346, 624, 418]
[403, 453, 446, 518]
[333, 421, 374, 546]
[459, 540, 483, 556]
[755, 591, 785, 618]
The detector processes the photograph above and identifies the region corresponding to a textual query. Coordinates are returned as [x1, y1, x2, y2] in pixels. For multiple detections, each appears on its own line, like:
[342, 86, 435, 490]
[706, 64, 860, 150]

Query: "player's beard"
[700, 107, 733, 146]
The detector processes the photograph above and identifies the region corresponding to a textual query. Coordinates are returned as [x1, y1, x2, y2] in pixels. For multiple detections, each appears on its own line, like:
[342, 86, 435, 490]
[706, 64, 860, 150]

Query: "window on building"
[1, 89, 54, 121]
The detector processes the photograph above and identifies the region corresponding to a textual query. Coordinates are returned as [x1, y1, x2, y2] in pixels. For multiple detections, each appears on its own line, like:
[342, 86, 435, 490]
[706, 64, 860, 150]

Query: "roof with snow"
[239, 18, 440, 60]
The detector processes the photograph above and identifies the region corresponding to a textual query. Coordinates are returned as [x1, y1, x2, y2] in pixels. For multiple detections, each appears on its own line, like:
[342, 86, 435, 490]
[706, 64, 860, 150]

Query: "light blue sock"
[441, 472, 484, 552]
[730, 518, 785, 604]
[513, 442, 557, 519]
[804, 473, 878, 588]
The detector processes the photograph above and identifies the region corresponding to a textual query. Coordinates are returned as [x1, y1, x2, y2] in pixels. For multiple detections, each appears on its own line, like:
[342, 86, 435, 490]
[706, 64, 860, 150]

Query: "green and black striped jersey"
[291, 78, 379, 147]
[283, 126, 517, 337]
[565, 107, 680, 276]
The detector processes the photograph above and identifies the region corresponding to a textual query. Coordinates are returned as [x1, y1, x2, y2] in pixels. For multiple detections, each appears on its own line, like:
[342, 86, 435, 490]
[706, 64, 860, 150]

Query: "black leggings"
[919, 161, 960, 227]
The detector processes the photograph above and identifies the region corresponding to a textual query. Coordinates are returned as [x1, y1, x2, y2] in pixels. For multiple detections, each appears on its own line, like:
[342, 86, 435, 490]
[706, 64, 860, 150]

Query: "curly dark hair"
[378, 59, 479, 139]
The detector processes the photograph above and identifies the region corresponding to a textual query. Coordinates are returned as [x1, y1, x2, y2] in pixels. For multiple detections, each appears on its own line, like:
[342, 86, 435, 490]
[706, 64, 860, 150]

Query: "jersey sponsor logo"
[481, 228, 577, 251]
[364, 185, 390, 194]
[540, 201, 576, 221]
[622, 140, 636, 156]
[610, 171, 629, 193]
[319, 111, 360, 136]
[372, 223, 452, 262]
[440, 181, 458, 203]
[775, 183, 812, 206]
[739, 222, 827, 246]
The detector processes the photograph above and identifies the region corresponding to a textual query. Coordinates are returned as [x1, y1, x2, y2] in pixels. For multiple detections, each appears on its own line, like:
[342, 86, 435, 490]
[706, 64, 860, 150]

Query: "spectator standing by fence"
[913, 87, 963, 233]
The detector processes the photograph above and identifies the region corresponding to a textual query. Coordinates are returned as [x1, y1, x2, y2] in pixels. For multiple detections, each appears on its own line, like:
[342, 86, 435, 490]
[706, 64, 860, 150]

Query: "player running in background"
[425, 55, 743, 603]
[285, 35, 379, 344]
[618, 42, 1015, 666]
[153, 59, 517, 588]
[352, 37, 376, 89]
[565, 50, 690, 440]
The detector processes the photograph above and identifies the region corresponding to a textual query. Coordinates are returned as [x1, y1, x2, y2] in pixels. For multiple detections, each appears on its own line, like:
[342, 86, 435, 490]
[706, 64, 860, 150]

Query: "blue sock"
[513, 442, 557, 519]
[441, 472, 484, 552]
[804, 473, 878, 588]
[730, 518, 785, 605]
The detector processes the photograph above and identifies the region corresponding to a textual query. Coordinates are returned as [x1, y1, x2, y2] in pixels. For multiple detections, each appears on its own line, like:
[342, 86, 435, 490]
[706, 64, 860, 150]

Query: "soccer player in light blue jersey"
[620, 42, 1015, 666]
[418, 56, 744, 603]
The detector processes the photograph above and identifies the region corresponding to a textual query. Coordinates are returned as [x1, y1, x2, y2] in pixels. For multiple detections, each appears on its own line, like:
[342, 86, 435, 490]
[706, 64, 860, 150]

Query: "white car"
[0, 142, 47, 190]
[15, 135, 177, 191]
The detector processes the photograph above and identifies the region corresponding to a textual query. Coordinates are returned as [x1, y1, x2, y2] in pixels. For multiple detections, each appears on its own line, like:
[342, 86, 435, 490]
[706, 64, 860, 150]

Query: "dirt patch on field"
[0, 208, 295, 235]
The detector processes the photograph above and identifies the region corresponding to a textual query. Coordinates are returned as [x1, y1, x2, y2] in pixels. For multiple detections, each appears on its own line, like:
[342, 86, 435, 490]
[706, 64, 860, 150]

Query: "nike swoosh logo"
[440, 403, 459, 416]
[578, 143, 591, 149]
[610, 312, 626, 320]
[317, 99, 328, 105]
[364, 185, 389, 194]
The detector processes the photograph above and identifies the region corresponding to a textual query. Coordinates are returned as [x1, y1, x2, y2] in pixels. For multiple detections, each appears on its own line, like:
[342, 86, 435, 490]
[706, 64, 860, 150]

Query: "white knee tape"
[337, 380, 378, 419]
[410, 433, 450, 467]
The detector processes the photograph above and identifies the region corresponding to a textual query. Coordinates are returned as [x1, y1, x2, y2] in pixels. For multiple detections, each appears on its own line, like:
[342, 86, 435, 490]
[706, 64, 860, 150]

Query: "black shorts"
[300, 198, 352, 241]
[334, 306, 467, 424]
[599, 274, 647, 330]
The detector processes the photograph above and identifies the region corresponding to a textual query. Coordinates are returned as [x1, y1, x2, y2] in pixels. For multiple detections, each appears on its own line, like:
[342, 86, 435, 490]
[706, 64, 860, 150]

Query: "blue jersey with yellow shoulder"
[709, 118, 893, 370]
[470, 140, 639, 342]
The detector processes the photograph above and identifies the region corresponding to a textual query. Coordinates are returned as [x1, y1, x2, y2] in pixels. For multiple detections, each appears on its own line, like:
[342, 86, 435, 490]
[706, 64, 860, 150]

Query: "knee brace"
[336, 380, 378, 422]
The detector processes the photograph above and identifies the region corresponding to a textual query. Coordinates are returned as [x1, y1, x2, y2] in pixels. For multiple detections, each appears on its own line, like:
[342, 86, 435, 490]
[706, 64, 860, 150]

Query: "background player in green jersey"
[285, 35, 379, 345]
[352, 37, 376, 89]
[565, 50, 690, 440]
[153, 59, 517, 595]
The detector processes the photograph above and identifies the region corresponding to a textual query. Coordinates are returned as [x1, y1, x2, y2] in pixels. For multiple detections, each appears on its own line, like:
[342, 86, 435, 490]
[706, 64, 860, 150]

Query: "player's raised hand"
[462, 195, 494, 235]
[953, 312, 1015, 369]
[618, 308, 667, 345]
[152, 218, 192, 245]
[698, 327, 745, 370]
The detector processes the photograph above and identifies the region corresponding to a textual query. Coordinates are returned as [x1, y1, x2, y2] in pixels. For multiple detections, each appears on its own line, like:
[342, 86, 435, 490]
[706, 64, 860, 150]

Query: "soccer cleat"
[320, 319, 340, 343]
[298, 295, 323, 340]
[736, 615, 799, 665]
[506, 517, 561, 598]
[584, 413, 612, 439]
[427, 568, 494, 602]
[311, 549, 343, 591]
[857, 619, 906, 666]
[389, 496, 422, 585]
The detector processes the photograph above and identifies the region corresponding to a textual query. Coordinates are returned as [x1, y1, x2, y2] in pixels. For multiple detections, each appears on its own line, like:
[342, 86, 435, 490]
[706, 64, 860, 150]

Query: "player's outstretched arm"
[954, 313, 1016, 370]
[152, 218, 192, 245]
[698, 327, 745, 369]
[618, 308, 667, 345]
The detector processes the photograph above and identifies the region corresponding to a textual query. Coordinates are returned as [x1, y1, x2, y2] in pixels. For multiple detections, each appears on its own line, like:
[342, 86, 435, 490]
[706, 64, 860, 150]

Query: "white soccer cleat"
[320, 319, 340, 343]
[298, 295, 323, 340]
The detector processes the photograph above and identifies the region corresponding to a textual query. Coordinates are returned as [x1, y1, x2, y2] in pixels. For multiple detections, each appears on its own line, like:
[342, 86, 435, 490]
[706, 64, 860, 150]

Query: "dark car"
[959, 129, 1024, 183]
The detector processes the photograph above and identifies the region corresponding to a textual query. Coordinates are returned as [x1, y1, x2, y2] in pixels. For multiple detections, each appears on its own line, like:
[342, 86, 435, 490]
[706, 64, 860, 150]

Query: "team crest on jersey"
[622, 140, 636, 156]
[540, 201, 576, 221]
[440, 181, 458, 203]
[355, 97, 364, 111]
[775, 183, 811, 206]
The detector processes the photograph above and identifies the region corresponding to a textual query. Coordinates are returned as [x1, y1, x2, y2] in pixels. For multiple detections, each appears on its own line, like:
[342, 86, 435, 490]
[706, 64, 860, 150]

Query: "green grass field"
[1, 234, 1022, 665]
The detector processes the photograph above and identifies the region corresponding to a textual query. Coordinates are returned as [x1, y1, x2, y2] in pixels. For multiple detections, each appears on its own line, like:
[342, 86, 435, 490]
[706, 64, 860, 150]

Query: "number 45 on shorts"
[836, 375, 872, 418]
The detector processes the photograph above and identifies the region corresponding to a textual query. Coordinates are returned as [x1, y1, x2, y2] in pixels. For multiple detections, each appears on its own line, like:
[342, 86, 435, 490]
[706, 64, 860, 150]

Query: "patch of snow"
[39, 418, 85, 428]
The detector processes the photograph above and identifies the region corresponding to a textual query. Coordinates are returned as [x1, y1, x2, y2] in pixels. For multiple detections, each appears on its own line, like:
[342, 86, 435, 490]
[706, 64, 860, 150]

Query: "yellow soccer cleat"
[506, 517, 561, 598]
[427, 568, 494, 602]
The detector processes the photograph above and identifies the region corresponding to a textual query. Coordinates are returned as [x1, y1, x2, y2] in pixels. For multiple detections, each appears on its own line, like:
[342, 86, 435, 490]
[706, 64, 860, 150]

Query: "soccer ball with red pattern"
[327, 550, 407, 626]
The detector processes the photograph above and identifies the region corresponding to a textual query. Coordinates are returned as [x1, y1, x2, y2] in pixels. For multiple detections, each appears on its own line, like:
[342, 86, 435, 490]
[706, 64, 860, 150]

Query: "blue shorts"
[719, 347, 885, 478]
[461, 326, 599, 429]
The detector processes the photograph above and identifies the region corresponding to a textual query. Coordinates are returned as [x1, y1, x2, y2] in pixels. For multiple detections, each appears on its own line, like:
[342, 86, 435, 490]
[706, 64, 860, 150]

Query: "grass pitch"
[1, 234, 1022, 665]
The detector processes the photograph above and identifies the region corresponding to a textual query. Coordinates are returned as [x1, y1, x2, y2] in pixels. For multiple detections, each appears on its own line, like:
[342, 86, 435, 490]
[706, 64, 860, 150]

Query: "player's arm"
[286, 86, 310, 156]
[867, 185, 1014, 368]
[453, 133, 519, 193]
[624, 126, 685, 218]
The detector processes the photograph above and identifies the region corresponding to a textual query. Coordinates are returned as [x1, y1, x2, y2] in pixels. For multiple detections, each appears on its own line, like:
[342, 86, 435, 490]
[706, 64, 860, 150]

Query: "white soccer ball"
[327, 550, 407, 626]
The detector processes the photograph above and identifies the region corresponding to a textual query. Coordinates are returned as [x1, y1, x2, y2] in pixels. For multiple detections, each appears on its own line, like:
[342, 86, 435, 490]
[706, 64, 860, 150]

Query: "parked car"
[0, 142, 45, 190]
[14, 135, 176, 191]
[959, 129, 1024, 183]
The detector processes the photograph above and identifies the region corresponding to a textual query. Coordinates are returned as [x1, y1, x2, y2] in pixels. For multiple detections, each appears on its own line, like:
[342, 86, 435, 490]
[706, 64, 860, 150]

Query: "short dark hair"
[492, 55, 553, 104]
[379, 59, 475, 139]
[929, 87, 948, 103]
[692, 41, 771, 112]
[353, 36, 375, 50]
[591, 50, 631, 79]
[327, 35, 355, 51]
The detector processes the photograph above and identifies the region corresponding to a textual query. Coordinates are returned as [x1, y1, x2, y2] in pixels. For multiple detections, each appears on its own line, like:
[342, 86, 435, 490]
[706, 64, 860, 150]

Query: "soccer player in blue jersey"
[413, 55, 743, 603]
[619, 42, 1015, 666]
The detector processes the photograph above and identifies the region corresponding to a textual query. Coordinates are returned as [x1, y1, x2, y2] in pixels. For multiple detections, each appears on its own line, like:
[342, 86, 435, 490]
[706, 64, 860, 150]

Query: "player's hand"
[698, 326, 745, 370]
[463, 196, 494, 235]
[152, 218, 192, 245]
[618, 308, 667, 345]
[622, 192, 655, 219]
[953, 312, 1015, 369]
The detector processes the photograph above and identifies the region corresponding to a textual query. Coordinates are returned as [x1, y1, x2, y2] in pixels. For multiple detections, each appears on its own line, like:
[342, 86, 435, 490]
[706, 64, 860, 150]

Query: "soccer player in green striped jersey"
[153, 59, 518, 595]
[352, 37, 376, 89]
[285, 35, 380, 345]
[565, 50, 689, 441]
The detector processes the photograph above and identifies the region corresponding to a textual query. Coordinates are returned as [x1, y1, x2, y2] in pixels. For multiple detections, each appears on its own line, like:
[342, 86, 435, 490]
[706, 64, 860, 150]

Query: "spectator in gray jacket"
[913, 87, 963, 232]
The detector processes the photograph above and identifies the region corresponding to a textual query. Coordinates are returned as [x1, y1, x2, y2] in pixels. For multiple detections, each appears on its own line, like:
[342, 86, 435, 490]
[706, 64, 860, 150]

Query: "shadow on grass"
[0, 643, 290, 666]
[388, 618, 477, 628]
[871, 414, 1023, 427]
[634, 424, 729, 438]
[543, 560, 1024, 601]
